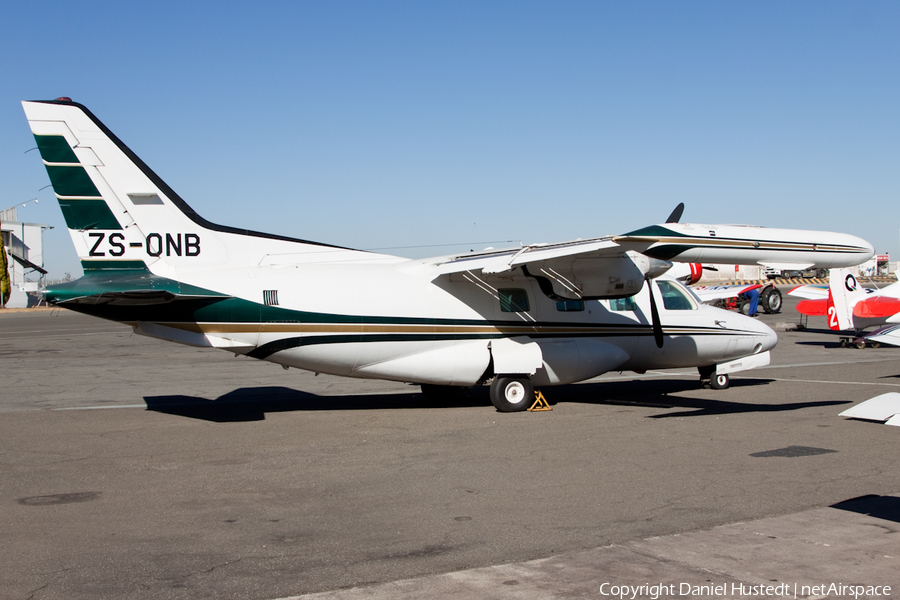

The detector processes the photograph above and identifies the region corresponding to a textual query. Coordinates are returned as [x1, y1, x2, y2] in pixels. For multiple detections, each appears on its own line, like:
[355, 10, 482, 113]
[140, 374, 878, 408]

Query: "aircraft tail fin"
[827, 268, 864, 330]
[22, 98, 350, 275]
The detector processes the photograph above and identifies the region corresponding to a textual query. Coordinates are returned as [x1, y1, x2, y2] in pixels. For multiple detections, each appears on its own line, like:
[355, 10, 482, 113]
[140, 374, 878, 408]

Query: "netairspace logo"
[599, 582, 892, 599]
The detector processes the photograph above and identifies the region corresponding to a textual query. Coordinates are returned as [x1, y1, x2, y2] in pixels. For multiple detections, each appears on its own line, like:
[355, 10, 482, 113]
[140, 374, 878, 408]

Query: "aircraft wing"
[865, 324, 900, 347]
[787, 284, 829, 300]
[432, 237, 621, 276]
[839, 392, 900, 426]
[691, 283, 762, 303]
[429, 221, 873, 300]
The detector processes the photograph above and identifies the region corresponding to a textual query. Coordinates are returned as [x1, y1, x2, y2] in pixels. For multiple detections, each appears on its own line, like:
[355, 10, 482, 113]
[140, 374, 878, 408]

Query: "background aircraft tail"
[827, 268, 865, 330]
[22, 98, 353, 276]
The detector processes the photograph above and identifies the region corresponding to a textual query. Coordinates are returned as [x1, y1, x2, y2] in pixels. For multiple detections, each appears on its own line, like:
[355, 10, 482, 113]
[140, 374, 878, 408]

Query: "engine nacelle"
[667, 262, 704, 285]
[526, 252, 671, 300]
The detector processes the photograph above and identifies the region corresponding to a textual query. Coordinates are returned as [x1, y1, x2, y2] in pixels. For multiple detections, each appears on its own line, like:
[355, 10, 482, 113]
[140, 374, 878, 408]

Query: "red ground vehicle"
[704, 282, 783, 314]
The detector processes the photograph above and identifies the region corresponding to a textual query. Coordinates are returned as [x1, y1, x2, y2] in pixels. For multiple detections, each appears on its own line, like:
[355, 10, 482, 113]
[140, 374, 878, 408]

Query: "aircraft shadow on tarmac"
[794, 341, 849, 349]
[143, 377, 847, 422]
[552, 378, 850, 419]
[832, 494, 900, 524]
[144, 387, 485, 422]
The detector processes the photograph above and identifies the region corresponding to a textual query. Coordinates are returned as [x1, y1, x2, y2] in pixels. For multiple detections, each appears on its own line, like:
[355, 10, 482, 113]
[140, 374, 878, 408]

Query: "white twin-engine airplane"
[23, 99, 875, 411]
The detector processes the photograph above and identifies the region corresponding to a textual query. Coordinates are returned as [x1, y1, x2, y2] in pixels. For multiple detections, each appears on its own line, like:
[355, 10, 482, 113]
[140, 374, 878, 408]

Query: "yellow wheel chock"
[528, 390, 552, 412]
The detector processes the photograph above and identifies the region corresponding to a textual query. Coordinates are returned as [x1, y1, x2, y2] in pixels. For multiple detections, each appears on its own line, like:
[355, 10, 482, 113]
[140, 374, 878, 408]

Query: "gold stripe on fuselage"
[124, 320, 755, 338]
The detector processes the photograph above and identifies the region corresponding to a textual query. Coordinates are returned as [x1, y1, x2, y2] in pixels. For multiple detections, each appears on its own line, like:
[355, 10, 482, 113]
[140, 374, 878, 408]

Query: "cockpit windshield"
[656, 279, 698, 310]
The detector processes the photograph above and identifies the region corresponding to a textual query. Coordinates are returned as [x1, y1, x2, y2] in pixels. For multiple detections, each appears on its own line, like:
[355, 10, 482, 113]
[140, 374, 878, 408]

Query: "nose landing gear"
[698, 365, 730, 390]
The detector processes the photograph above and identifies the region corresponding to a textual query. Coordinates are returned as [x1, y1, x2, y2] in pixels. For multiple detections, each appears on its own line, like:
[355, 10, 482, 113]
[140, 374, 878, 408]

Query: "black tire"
[710, 373, 730, 389]
[761, 287, 782, 314]
[739, 299, 751, 315]
[489, 376, 534, 412]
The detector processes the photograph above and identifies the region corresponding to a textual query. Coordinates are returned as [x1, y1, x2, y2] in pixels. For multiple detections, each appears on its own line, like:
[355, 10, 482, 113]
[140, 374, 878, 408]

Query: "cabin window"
[556, 299, 584, 312]
[657, 280, 696, 310]
[499, 289, 530, 313]
[609, 296, 637, 312]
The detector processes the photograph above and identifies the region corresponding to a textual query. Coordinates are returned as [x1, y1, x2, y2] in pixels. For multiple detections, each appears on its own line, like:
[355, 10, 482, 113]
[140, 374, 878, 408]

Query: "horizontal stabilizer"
[796, 298, 828, 316]
[58, 290, 230, 306]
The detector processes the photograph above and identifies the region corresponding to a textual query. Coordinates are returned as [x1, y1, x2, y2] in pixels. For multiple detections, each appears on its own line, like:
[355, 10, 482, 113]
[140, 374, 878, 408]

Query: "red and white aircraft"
[669, 262, 782, 314]
[790, 268, 900, 347]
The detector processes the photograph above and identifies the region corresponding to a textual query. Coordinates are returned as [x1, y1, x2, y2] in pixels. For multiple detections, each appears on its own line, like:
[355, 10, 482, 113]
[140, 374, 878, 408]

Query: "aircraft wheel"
[762, 288, 782, 313]
[490, 376, 533, 412]
[854, 340, 866, 349]
[739, 300, 751, 315]
[710, 374, 730, 390]
[871, 342, 881, 349]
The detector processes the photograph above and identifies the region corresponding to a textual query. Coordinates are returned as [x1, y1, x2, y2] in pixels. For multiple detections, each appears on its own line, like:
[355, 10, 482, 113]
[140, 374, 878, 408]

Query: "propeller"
[665, 202, 685, 224]
[646, 276, 664, 348]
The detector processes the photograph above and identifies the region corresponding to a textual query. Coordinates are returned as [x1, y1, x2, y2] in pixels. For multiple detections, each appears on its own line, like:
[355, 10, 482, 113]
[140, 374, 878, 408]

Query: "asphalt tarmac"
[2, 290, 899, 600]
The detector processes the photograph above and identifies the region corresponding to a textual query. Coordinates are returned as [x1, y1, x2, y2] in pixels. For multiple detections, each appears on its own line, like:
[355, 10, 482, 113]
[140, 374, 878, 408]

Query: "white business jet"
[22, 99, 875, 411]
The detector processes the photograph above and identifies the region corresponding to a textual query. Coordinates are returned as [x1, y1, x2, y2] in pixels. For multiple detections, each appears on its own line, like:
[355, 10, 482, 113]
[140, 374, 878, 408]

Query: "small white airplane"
[23, 99, 876, 410]
[791, 268, 900, 348]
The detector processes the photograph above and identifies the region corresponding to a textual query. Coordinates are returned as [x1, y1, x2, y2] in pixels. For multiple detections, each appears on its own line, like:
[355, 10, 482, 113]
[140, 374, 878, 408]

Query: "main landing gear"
[490, 375, 534, 412]
[698, 365, 730, 390]
[840, 337, 880, 349]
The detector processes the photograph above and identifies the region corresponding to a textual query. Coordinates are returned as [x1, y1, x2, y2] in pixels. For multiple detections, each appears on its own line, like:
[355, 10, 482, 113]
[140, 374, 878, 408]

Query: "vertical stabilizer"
[22, 99, 355, 276]
[827, 268, 865, 331]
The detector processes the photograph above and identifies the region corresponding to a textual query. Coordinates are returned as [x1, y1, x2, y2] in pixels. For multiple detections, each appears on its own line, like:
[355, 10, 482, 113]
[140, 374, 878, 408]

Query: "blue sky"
[2, 1, 898, 280]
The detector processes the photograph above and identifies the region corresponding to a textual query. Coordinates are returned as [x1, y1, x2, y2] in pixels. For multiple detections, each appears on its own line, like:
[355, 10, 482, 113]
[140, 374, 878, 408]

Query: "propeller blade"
[647, 278, 664, 348]
[665, 202, 685, 224]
